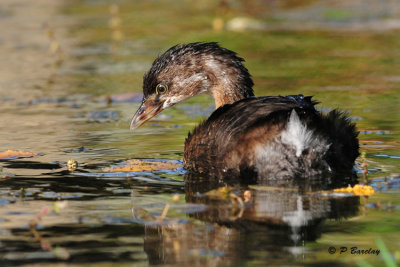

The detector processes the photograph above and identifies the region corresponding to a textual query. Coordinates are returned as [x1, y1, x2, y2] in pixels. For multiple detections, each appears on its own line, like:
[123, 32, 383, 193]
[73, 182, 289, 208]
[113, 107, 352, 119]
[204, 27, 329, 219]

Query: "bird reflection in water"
[134, 174, 359, 265]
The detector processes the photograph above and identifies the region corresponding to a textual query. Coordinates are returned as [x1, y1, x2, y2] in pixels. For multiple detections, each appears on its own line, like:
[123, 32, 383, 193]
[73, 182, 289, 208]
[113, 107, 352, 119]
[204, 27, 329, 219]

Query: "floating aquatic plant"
[103, 159, 181, 173]
[0, 150, 38, 159]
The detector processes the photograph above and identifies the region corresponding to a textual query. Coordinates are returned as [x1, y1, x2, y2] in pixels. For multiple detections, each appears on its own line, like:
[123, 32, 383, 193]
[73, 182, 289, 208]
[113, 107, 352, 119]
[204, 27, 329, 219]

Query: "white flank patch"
[281, 110, 314, 157]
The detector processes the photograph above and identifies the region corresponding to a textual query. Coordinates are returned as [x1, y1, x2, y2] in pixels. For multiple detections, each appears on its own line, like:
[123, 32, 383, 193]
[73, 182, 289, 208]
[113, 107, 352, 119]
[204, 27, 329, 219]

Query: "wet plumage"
[130, 42, 359, 181]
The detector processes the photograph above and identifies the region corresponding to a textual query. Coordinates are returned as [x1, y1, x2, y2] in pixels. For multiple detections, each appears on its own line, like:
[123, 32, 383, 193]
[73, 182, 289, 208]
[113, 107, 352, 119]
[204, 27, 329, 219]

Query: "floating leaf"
[103, 159, 181, 172]
[0, 150, 38, 159]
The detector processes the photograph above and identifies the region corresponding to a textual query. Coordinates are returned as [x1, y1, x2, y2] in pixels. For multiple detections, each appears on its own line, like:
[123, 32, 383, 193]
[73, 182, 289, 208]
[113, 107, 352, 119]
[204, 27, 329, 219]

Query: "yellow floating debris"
[67, 159, 78, 171]
[334, 184, 375, 196]
[103, 159, 181, 172]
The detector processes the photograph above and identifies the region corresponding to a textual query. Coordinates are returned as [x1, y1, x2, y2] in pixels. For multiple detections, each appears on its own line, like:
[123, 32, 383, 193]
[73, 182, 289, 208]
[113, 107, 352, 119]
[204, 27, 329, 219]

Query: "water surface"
[0, 0, 399, 266]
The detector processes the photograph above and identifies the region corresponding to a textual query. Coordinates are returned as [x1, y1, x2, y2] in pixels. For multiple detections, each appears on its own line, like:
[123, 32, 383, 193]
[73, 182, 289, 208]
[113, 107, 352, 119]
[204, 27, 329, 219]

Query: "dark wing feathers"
[184, 95, 359, 179]
[184, 95, 316, 172]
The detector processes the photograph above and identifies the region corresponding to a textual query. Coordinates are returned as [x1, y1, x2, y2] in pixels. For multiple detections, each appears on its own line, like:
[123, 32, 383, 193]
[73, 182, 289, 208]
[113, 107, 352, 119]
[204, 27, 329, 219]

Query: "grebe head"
[130, 42, 254, 130]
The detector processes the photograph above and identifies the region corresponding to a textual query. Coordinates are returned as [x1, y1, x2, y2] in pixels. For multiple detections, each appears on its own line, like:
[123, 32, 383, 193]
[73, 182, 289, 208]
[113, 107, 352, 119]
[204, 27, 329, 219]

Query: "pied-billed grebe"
[130, 42, 359, 180]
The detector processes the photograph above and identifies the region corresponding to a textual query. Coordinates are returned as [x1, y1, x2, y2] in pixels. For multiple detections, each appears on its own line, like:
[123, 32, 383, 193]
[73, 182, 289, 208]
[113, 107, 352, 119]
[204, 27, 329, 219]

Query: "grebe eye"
[156, 84, 168, 95]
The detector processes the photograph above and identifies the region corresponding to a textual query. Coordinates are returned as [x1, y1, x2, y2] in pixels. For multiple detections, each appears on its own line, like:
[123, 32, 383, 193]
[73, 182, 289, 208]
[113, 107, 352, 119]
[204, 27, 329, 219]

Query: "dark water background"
[0, 0, 399, 266]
